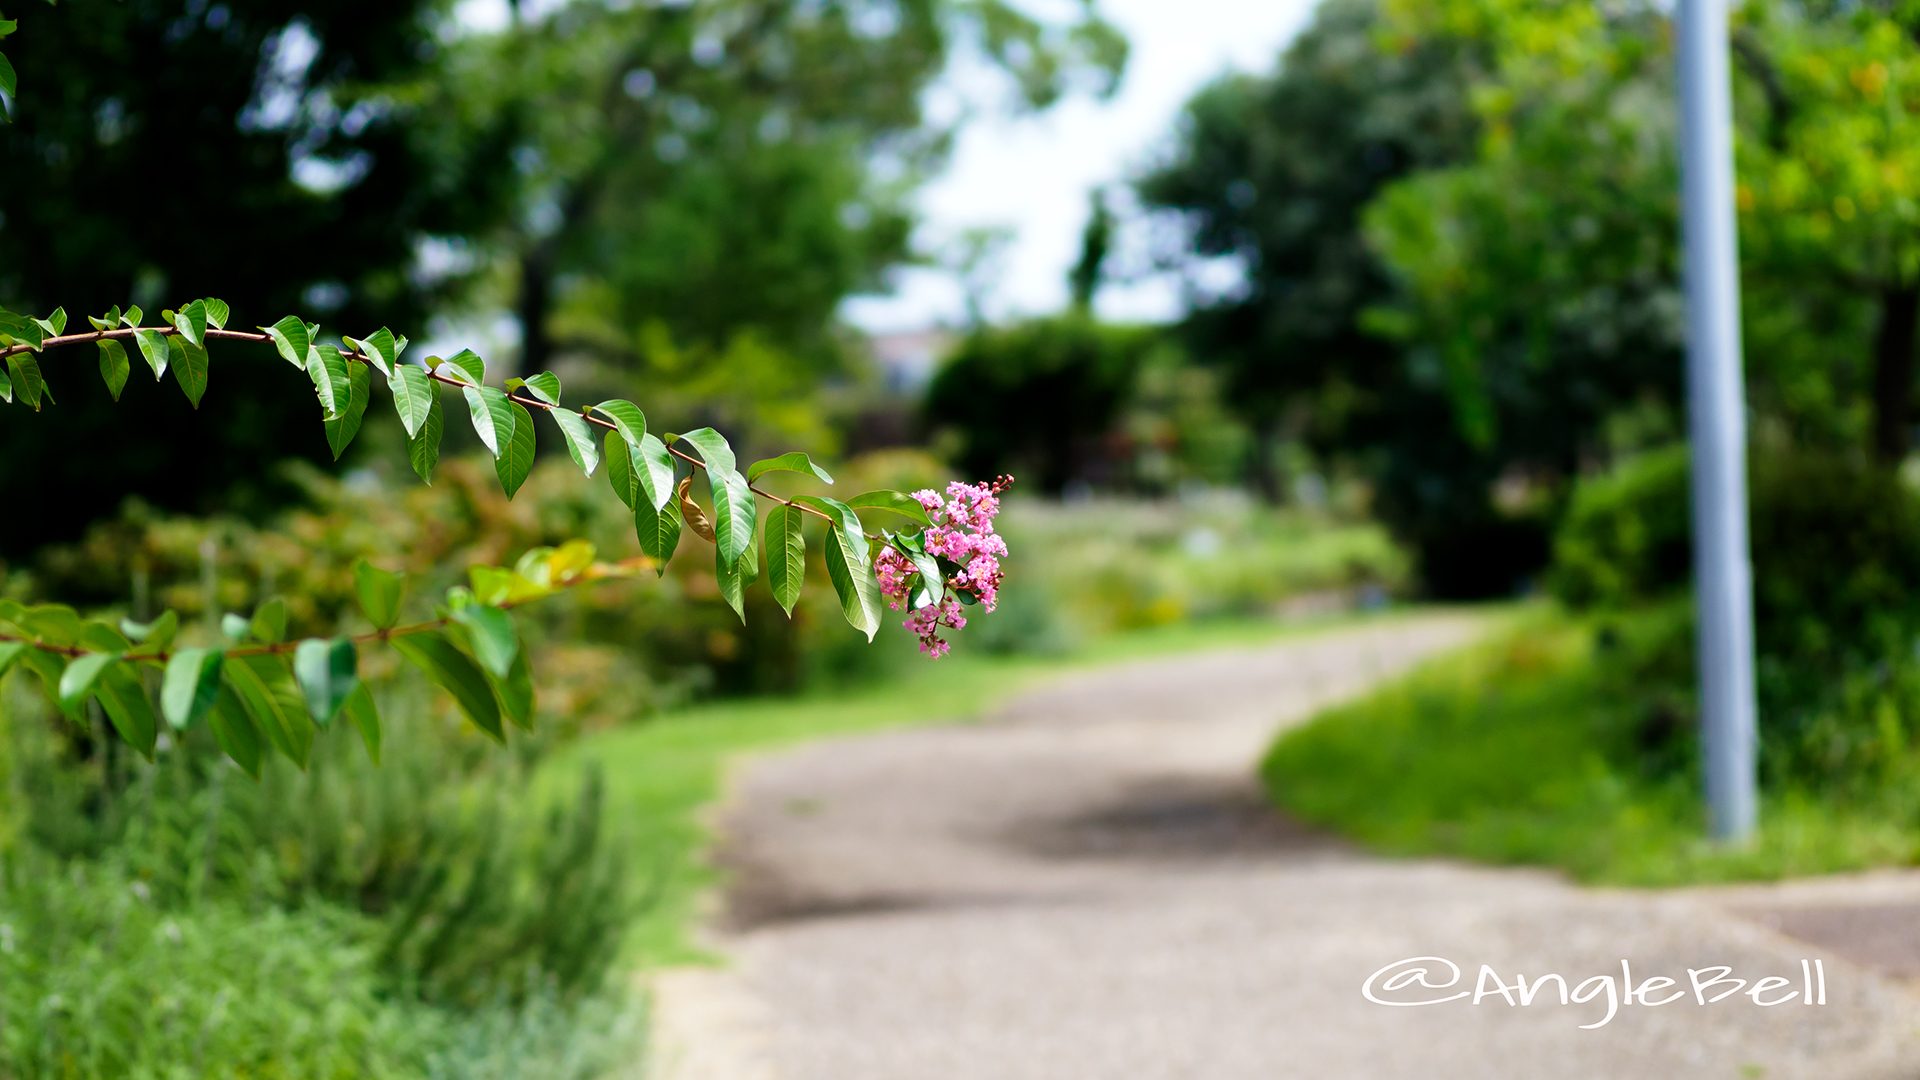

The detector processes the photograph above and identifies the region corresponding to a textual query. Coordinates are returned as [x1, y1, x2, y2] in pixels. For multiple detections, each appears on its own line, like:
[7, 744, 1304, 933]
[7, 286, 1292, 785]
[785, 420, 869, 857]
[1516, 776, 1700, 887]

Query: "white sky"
[842, 0, 1318, 333]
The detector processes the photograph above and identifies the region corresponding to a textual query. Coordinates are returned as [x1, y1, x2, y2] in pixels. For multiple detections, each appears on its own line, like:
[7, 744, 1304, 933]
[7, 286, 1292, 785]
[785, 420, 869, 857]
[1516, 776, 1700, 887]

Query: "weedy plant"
[0, 296, 1012, 772]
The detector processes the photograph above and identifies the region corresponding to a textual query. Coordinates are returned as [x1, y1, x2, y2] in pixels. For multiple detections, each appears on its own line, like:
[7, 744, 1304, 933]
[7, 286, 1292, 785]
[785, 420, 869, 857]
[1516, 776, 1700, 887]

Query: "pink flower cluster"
[874, 476, 1014, 659]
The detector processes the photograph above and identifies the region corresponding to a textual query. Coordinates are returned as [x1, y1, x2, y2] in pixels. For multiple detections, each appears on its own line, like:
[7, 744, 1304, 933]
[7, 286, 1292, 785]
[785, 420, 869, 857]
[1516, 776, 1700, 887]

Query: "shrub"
[1550, 444, 1693, 608]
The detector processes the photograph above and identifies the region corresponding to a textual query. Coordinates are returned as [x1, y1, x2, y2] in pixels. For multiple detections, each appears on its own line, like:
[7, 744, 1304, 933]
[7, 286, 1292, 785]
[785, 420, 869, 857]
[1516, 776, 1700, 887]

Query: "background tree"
[0, 1, 512, 554]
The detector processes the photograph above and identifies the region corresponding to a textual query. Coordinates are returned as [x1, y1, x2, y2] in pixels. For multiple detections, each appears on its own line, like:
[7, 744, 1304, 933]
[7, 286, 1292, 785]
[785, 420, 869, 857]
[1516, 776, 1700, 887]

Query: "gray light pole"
[1677, 0, 1759, 842]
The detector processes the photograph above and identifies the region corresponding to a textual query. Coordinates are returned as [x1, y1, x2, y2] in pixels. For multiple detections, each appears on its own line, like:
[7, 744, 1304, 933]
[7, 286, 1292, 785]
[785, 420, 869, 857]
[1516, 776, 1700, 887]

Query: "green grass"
[1263, 608, 1920, 886]
[544, 607, 1421, 966]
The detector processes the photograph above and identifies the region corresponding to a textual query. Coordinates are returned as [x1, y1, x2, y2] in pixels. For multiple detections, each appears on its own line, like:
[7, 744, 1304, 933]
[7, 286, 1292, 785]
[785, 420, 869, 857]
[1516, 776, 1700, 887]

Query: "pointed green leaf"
[408, 385, 444, 484]
[391, 631, 503, 741]
[823, 524, 884, 641]
[0, 641, 24, 678]
[463, 384, 514, 457]
[293, 639, 358, 727]
[172, 300, 206, 346]
[6, 354, 46, 409]
[261, 316, 310, 369]
[634, 493, 682, 573]
[551, 409, 600, 477]
[200, 298, 229, 329]
[906, 547, 944, 606]
[0, 52, 14, 102]
[225, 655, 313, 766]
[133, 328, 170, 379]
[96, 339, 130, 400]
[766, 503, 806, 616]
[748, 452, 835, 485]
[674, 427, 737, 473]
[325, 363, 373, 460]
[495, 400, 536, 498]
[58, 653, 118, 714]
[341, 682, 380, 763]
[847, 490, 934, 528]
[0, 359, 11, 403]
[522, 371, 562, 405]
[353, 560, 406, 629]
[635, 434, 676, 511]
[121, 305, 143, 329]
[606, 431, 639, 509]
[346, 327, 400, 377]
[486, 649, 534, 731]
[96, 663, 159, 759]
[250, 597, 288, 644]
[592, 400, 647, 450]
[40, 307, 66, 336]
[121, 610, 180, 652]
[307, 344, 351, 419]
[387, 364, 435, 438]
[161, 648, 224, 731]
[168, 334, 209, 408]
[449, 604, 518, 679]
[208, 685, 262, 776]
[716, 545, 749, 622]
[439, 347, 484, 387]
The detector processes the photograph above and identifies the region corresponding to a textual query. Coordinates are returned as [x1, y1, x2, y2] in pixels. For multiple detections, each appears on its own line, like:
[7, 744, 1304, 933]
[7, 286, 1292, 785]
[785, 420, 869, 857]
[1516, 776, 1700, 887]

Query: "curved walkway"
[648, 614, 1920, 1079]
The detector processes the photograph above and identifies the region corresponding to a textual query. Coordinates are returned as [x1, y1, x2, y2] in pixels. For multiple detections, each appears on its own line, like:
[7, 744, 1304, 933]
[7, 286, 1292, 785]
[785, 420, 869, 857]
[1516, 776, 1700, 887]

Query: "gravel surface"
[647, 614, 1920, 1080]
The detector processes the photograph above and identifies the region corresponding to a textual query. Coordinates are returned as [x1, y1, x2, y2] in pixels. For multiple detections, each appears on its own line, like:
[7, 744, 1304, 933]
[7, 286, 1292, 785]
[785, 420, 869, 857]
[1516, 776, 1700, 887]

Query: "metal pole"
[1677, 0, 1758, 842]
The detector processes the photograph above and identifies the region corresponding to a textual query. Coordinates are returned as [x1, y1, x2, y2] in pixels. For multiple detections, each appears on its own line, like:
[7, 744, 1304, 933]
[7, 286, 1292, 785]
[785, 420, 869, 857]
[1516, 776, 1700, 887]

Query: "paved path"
[648, 614, 1920, 1079]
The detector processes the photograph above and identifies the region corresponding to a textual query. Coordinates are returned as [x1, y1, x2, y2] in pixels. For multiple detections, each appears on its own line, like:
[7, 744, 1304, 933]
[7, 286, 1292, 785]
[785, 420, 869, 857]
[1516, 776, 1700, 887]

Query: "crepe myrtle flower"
[875, 475, 1013, 658]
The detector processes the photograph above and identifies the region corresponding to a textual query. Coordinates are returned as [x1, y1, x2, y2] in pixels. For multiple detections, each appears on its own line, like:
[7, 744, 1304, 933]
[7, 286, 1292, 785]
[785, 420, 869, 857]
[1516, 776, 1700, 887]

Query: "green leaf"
[96, 340, 130, 400]
[793, 494, 882, 639]
[906, 547, 945, 606]
[96, 663, 159, 759]
[38, 307, 66, 336]
[168, 334, 210, 408]
[225, 655, 313, 767]
[635, 434, 677, 511]
[340, 682, 380, 763]
[449, 604, 518, 679]
[0, 641, 24, 678]
[17, 651, 81, 723]
[133, 328, 170, 379]
[748, 452, 835, 485]
[58, 653, 118, 714]
[766, 503, 806, 617]
[0, 310, 43, 350]
[605, 431, 638, 509]
[551, 409, 600, 478]
[346, 328, 401, 377]
[161, 648, 224, 731]
[306, 344, 351, 419]
[78, 621, 132, 654]
[674, 426, 737, 473]
[354, 560, 406, 629]
[387, 364, 435, 439]
[522, 371, 563, 405]
[678, 429, 754, 564]
[634, 492, 683, 573]
[208, 686, 262, 776]
[823, 523, 884, 641]
[847, 489, 934, 528]
[121, 305, 143, 328]
[122, 610, 180, 652]
[495, 401, 536, 498]
[716, 545, 749, 622]
[0, 359, 10, 403]
[293, 639, 358, 727]
[0, 52, 14, 105]
[325, 363, 373, 460]
[463, 384, 514, 457]
[261, 316, 311, 369]
[200, 298, 229, 329]
[486, 649, 534, 731]
[221, 613, 252, 642]
[173, 299, 207, 347]
[250, 597, 288, 644]
[438, 347, 484, 387]
[593, 400, 647, 450]
[391, 631, 503, 741]
[6, 354, 47, 409]
[408, 384, 444, 484]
